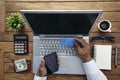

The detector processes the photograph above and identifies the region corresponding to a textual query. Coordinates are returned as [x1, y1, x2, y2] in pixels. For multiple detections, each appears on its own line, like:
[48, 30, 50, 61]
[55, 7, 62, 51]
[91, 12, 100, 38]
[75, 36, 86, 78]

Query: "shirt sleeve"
[83, 59, 108, 80]
[33, 74, 47, 80]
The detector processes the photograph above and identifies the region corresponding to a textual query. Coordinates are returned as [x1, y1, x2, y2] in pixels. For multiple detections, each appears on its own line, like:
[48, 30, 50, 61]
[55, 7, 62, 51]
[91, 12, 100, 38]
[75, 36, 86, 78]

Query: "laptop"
[20, 10, 102, 75]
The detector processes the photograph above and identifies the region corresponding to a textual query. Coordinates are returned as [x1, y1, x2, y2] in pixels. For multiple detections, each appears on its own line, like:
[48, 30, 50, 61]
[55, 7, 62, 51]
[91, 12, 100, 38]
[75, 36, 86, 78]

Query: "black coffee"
[100, 21, 110, 30]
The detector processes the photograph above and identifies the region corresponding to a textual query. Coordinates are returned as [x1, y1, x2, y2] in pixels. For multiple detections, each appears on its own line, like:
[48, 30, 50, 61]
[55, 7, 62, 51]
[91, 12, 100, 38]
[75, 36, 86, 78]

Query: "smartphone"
[44, 52, 58, 74]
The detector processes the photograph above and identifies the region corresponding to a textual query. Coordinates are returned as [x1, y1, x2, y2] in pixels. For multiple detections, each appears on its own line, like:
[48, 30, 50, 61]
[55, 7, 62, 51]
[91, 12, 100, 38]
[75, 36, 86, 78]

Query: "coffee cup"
[98, 20, 112, 32]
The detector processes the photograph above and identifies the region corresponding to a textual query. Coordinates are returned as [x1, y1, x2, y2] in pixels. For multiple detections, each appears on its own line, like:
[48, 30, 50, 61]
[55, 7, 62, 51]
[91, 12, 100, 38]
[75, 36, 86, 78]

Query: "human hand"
[75, 37, 92, 62]
[36, 57, 60, 77]
[36, 59, 47, 77]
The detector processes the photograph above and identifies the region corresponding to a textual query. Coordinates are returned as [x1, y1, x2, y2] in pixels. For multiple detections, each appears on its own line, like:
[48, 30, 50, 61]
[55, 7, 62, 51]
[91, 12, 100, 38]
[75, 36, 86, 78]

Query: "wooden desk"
[1, 32, 120, 80]
[0, 0, 120, 80]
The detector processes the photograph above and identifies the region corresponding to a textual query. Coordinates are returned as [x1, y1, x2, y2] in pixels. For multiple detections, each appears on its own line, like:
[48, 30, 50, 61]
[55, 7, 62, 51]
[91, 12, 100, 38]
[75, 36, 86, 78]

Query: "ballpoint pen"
[115, 47, 118, 68]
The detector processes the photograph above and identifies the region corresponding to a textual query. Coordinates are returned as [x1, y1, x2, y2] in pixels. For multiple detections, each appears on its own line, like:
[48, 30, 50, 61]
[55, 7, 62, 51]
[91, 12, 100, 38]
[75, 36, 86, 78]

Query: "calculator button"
[22, 51, 24, 53]
[15, 43, 18, 46]
[24, 49, 27, 53]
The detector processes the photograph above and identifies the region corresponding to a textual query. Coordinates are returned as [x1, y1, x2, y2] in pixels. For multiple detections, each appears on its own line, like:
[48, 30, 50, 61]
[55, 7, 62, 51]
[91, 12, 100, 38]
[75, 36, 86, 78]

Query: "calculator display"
[15, 36, 27, 39]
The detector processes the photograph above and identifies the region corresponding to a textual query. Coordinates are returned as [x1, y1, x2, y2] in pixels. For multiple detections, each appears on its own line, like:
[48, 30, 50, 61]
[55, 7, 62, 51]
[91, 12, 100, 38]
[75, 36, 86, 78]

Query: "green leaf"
[6, 12, 24, 31]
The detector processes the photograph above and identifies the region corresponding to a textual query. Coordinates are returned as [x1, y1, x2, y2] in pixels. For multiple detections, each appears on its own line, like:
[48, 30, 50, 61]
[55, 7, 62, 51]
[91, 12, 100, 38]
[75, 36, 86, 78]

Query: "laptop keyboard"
[39, 38, 77, 56]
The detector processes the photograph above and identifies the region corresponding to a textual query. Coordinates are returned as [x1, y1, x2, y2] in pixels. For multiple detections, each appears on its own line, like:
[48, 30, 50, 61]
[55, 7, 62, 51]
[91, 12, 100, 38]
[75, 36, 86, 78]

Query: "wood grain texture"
[0, 1, 2, 32]
[1, 31, 33, 41]
[4, 73, 34, 80]
[100, 12, 120, 21]
[1, 0, 120, 80]
[4, 52, 32, 62]
[106, 75, 120, 80]
[0, 0, 5, 32]
[5, 0, 120, 1]
[47, 75, 86, 80]
[47, 74, 120, 80]
[0, 43, 4, 80]
[103, 65, 120, 75]
[0, 32, 4, 41]
[4, 53, 33, 63]
[5, 2, 120, 11]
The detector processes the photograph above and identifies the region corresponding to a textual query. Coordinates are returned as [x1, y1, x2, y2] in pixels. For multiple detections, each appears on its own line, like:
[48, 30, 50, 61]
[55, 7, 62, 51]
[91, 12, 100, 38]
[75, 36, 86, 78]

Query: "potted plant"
[6, 13, 24, 31]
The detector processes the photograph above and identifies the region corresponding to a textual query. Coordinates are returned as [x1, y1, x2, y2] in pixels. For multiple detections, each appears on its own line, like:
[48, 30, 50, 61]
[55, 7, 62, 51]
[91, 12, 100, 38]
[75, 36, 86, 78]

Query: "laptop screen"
[21, 10, 102, 35]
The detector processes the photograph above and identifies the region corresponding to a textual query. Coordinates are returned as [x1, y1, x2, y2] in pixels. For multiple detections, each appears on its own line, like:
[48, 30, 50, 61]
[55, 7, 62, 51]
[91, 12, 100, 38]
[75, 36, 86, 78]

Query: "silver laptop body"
[20, 10, 102, 75]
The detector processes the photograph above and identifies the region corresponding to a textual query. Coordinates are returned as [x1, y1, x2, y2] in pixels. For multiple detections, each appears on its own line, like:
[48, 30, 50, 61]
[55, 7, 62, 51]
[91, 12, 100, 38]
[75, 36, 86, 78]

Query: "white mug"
[98, 20, 112, 32]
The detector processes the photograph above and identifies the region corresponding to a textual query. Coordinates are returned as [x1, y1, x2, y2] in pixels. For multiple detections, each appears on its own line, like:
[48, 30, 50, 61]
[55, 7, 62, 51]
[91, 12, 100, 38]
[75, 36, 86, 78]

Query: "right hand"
[74, 37, 92, 62]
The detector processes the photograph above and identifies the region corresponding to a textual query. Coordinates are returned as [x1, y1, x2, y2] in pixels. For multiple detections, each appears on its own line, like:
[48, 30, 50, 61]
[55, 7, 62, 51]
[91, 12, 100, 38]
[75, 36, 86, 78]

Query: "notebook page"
[94, 45, 112, 70]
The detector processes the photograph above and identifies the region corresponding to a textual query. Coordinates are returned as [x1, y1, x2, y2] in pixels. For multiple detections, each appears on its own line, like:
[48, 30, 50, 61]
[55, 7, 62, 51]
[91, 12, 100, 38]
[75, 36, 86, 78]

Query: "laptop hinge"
[39, 35, 45, 38]
[39, 34, 83, 38]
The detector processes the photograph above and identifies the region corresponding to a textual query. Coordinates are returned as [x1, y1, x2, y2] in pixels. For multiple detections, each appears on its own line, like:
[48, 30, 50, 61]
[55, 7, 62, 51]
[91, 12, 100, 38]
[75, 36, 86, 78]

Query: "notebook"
[94, 45, 112, 70]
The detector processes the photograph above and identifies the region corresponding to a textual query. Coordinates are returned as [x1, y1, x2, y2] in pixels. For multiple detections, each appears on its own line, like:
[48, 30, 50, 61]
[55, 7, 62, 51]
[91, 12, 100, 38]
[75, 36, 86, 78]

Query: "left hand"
[36, 59, 47, 77]
[36, 58, 60, 77]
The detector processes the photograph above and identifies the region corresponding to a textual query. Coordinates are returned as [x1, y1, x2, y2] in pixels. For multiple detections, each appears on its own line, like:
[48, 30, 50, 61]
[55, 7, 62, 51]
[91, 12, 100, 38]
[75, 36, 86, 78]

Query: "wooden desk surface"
[0, 0, 120, 80]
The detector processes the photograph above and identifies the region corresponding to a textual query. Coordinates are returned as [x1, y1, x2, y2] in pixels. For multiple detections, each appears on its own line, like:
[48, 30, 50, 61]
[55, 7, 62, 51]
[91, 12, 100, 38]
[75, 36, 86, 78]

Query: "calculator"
[14, 34, 28, 55]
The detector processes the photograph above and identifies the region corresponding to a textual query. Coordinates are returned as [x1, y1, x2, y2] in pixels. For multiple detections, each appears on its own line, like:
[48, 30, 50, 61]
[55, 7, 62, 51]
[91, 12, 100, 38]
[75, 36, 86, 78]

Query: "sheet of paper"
[94, 45, 112, 70]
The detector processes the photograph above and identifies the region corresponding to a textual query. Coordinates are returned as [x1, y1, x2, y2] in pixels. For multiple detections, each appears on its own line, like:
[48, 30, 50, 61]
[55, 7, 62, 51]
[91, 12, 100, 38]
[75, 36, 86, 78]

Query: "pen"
[115, 47, 118, 68]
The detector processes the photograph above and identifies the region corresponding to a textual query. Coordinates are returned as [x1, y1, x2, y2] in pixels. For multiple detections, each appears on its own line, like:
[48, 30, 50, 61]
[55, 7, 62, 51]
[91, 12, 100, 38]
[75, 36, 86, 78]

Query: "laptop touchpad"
[55, 56, 69, 74]
[55, 56, 85, 74]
